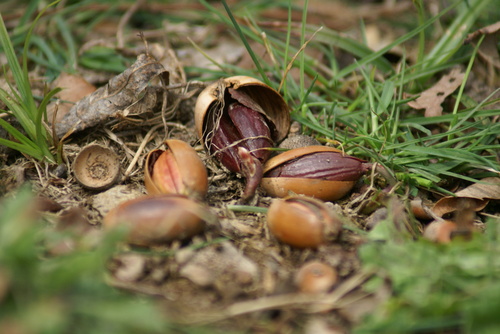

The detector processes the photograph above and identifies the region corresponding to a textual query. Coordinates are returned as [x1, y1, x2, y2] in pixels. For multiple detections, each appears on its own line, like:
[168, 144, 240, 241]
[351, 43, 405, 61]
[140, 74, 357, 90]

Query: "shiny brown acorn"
[144, 139, 208, 200]
[261, 146, 368, 201]
[294, 261, 338, 294]
[266, 196, 342, 248]
[102, 195, 213, 247]
[195, 76, 290, 201]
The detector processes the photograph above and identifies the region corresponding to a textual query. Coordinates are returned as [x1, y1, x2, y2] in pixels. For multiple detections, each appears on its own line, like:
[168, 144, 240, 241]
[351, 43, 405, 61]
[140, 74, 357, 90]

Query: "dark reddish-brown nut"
[262, 146, 368, 201]
[195, 76, 290, 201]
[295, 261, 338, 294]
[144, 139, 208, 200]
[102, 195, 212, 247]
[266, 196, 342, 248]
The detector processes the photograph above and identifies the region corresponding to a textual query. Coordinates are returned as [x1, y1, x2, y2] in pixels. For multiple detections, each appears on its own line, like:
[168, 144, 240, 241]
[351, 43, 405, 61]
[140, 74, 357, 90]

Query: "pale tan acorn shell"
[261, 146, 356, 201]
[144, 139, 208, 200]
[194, 76, 290, 145]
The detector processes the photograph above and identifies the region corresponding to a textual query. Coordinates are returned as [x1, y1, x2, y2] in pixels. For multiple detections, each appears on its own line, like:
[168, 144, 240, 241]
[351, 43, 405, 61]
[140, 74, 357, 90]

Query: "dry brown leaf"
[55, 53, 169, 137]
[407, 68, 465, 117]
[432, 177, 500, 217]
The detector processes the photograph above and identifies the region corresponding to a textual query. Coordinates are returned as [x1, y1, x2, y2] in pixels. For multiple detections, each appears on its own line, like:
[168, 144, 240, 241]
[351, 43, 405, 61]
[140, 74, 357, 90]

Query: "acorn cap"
[73, 144, 121, 191]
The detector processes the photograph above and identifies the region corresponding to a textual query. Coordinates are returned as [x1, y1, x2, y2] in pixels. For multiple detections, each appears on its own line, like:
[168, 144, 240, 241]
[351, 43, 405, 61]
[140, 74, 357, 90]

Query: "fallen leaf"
[55, 53, 169, 138]
[407, 68, 465, 117]
[432, 177, 500, 217]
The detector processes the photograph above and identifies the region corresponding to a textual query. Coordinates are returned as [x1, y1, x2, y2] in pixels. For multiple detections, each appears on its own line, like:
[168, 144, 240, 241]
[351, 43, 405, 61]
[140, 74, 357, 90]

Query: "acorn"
[102, 195, 213, 247]
[266, 196, 342, 248]
[295, 261, 338, 294]
[195, 76, 290, 201]
[144, 139, 208, 200]
[261, 146, 368, 201]
[73, 144, 121, 191]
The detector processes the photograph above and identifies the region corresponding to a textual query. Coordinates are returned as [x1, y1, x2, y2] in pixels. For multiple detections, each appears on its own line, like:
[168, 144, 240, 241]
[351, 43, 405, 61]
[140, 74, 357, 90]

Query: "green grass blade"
[332, 3, 457, 80]
[221, 0, 271, 86]
[424, 0, 491, 69]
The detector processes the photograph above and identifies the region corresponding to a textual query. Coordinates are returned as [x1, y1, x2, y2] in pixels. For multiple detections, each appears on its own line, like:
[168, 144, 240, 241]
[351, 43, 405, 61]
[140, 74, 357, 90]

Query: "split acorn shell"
[102, 195, 211, 247]
[194, 75, 290, 145]
[144, 139, 208, 200]
[266, 196, 342, 248]
[261, 146, 366, 201]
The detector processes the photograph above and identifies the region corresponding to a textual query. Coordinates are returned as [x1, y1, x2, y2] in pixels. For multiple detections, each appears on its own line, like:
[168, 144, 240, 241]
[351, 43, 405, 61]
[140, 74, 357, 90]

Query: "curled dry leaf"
[55, 53, 169, 137]
[407, 68, 465, 117]
[432, 177, 500, 217]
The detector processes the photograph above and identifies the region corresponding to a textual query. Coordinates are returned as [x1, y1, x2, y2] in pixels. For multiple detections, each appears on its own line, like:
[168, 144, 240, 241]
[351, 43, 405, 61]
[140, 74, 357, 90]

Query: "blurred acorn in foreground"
[144, 139, 208, 200]
[262, 146, 368, 201]
[266, 196, 342, 248]
[195, 76, 290, 201]
[295, 261, 338, 294]
[102, 195, 213, 247]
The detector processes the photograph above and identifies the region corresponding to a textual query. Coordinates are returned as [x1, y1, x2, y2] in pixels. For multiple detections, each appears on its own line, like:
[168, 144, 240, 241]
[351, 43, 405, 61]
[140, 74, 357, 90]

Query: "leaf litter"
[407, 68, 465, 117]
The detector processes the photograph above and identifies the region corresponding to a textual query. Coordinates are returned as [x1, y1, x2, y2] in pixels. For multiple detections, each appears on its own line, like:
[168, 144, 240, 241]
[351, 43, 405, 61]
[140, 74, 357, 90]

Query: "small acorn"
[262, 146, 368, 201]
[102, 195, 213, 247]
[295, 261, 338, 294]
[144, 139, 208, 200]
[266, 196, 342, 248]
[195, 76, 290, 201]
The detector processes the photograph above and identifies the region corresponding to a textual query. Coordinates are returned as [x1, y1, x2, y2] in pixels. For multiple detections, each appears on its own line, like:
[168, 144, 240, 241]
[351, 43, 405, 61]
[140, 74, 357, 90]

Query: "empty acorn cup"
[73, 144, 121, 191]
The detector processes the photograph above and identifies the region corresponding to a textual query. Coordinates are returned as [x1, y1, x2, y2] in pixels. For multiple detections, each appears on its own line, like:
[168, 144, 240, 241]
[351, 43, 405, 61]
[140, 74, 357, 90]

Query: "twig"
[116, 0, 146, 49]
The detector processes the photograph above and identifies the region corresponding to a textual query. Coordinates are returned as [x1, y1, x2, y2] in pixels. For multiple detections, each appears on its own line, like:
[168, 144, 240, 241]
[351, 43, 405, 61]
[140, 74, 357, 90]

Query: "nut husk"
[144, 139, 208, 200]
[262, 146, 367, 201]
[195, 76, 290, 143]
[194, 76, 290, 201]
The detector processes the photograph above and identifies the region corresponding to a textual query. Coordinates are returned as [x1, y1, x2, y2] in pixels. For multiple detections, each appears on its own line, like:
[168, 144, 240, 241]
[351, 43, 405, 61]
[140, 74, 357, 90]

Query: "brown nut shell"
[73, 144, 121, 191]
[262, 146, 359, 201]
[194, 75, 290, 144]
[266, 196, 342, 248]
[102, 195, 210, 247]
[144, 139, 208, 199]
